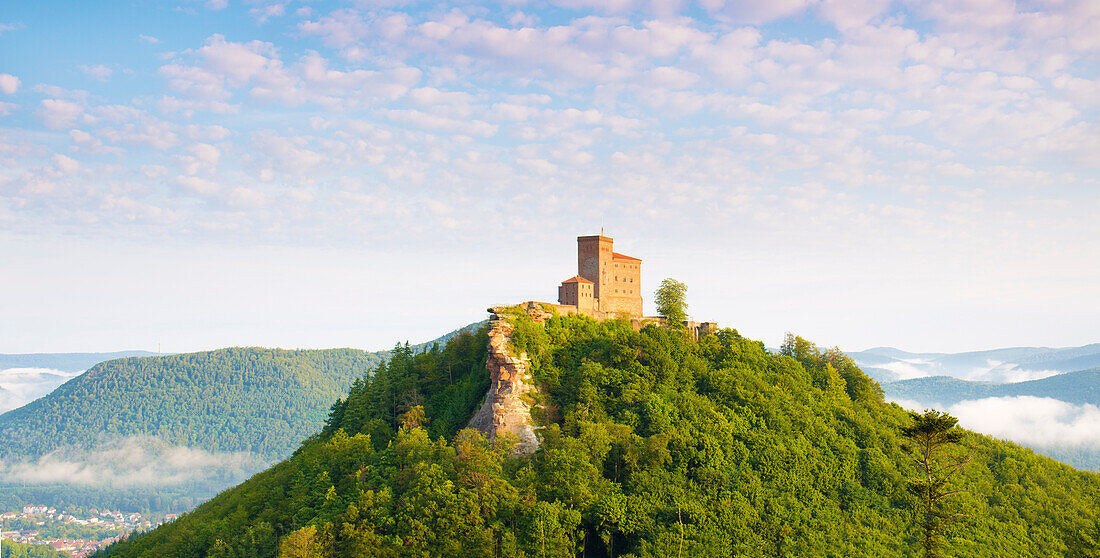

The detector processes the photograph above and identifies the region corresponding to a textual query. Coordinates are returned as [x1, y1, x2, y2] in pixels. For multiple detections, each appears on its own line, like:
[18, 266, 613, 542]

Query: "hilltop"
[100, 311, 1100, 557]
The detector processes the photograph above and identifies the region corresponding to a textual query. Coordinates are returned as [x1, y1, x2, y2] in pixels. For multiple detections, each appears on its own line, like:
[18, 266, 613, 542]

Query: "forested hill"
[0, 348, 382, 459]
[0, 322, 485, 461]
[101, 313, 1100, 558]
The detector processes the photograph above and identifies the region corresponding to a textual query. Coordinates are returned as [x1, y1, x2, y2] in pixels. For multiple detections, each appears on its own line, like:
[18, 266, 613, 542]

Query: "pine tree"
[901, 409, 972, 557]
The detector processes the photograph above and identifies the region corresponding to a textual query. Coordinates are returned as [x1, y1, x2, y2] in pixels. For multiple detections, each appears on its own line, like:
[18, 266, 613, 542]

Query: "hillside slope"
[101, 313, 1100, 558]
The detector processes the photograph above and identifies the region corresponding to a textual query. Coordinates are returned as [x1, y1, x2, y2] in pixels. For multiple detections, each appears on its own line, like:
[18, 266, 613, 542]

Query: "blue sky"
[0, 0, 1097, 354]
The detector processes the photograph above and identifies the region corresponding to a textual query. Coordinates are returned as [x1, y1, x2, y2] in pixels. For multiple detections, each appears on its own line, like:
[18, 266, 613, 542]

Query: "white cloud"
[184, 124, 232, 141]
[299, 9, 370, 48]
[138, 34, 160, 44]
[80, 64, 113, 81]
[206, 0, 228, 10]
[190, 142, 221, 166]
[0, 102, 15, 116]
[37, 99, 83, 129]
[0, 22, 23, 35]
[295, 52, 422, 102]
[251, 2, 286, 24]
[99, 120, 179, 150]
[817, 0, 891, 30]
[645, 66, 700, 89]
[0, 73, 19, 94]
[877, 359, 933, 380]
[387, 109, 498, 137]
[950, 396, 1100, 448]
[0, 436, 267, 487]
[178, 143, 221, 175]
[702, 0, 814, 24]
[251, 130, 326, 172]
[547, 0, 641, 12]
[54, 153, 81, 173]
[226, 186, 268, 207]
[407, 86, 476, 114]
[910, 0, 1017, 31]
[198, 34, 281, 87]
[158, 95, 239, 115]
[174, 175, 221, 195]
[33, 84, 90, 101]
[158, 36, 421, 112]
[895, 109, 932, 126]
[159, 63, 232, 102]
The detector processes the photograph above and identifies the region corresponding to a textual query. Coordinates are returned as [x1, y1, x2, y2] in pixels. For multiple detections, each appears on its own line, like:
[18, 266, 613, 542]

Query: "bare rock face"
[467, 306, 544, 455]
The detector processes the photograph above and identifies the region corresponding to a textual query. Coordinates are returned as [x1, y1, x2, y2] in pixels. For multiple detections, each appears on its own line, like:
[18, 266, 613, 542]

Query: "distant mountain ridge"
[882, 368, 1100, 408]
[847, 343, 1100, 383]
[855, 343, 1100, 472]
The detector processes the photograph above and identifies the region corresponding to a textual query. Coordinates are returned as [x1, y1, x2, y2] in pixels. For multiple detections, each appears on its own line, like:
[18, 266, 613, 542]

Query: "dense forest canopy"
[100, 313, 1100, 557]
[0, 348, 383, 459]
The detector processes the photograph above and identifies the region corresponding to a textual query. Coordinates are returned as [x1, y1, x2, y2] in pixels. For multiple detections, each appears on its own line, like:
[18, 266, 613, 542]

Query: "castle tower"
[577, 234, 613, 301]
[574, 234, 642, 317]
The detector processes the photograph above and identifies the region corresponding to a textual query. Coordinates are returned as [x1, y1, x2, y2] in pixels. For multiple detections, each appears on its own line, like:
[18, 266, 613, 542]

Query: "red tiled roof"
[612, 252, 641, 261]
[562, 275, 594, 284]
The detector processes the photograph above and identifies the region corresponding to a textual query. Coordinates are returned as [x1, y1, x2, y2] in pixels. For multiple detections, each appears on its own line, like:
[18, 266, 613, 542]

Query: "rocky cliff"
[466, 304, 547, 455]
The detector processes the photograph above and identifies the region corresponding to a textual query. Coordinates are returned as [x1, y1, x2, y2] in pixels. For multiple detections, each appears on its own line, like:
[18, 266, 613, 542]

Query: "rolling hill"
[882, 368, 1100, 408]
[0, 324, 482, 512]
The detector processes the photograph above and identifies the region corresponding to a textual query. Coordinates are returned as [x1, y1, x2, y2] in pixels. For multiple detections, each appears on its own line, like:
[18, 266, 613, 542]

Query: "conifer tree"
[901, 409, 972, 557]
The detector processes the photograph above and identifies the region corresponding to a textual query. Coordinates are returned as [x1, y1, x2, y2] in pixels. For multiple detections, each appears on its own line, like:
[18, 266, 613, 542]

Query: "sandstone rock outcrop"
[467, 304, 546, 455]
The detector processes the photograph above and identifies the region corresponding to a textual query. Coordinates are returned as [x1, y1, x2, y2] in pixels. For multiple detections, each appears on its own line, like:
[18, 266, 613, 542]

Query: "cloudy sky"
[0, 0, 1096, 354]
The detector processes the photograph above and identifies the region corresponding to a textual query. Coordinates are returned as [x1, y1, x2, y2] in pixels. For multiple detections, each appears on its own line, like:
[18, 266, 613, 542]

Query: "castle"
[474, 234, 717, 454]
[558, 234, 643, 317]
[548, 234, 717, 337]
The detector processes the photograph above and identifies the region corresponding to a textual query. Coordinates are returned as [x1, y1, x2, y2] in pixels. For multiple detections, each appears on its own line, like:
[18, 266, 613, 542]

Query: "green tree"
[654, 278, 688, 326]
[901, 409, 972, 557]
